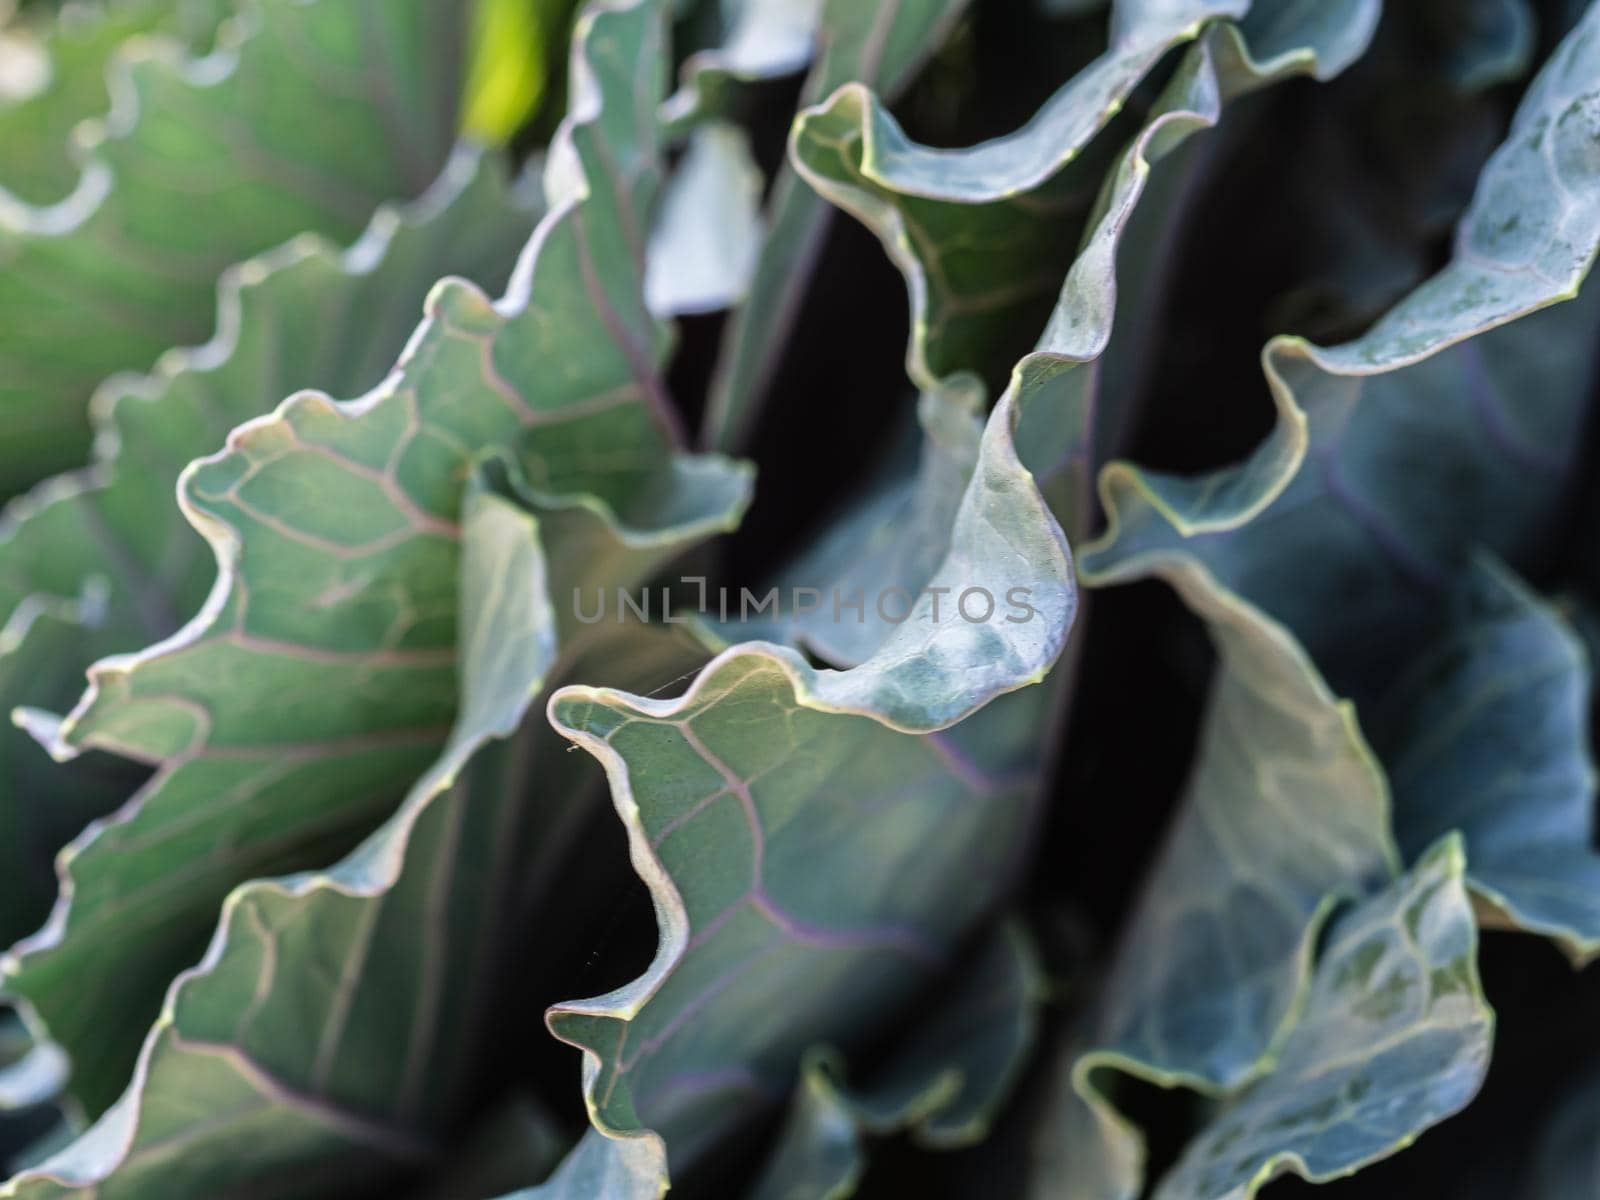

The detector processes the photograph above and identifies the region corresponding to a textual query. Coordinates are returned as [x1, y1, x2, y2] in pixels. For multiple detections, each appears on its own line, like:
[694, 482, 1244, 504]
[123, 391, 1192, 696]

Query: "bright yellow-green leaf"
[462, 0, 567, 143]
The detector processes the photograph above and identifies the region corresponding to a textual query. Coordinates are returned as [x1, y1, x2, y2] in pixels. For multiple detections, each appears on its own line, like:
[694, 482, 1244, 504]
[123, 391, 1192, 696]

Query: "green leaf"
[1442, 0, 1536, 92]
[0, 1019, 64, 1114]
[3, 440, 723, 1196]
[789, 0, 1379, 390]
[0, 149, 533, 1143]
[734, 9, 1365, 675]
[1260, 0, 1526, 342]
[0, 0, 475, 492]
[542, 354, 1072, 1161]
[664, 0, 824, 125]
[1015, 42, 1535, 1173]
[463, 0, 574, 143]
[1080, 3, 1600, 969]
[1084, 3, 1600, 700]
[0, 0, 228, 206]
[0, 0, 1578, 1194]
[509, 1128, 667, 1200]
[1374, 558, 1600, 963]
[538, 19, 1399, 1177]
[545, 649, 1052, 1164]
[1038, 553, 1398, 1197]
[0, 147, 539, 679]
[0, 146, 540, 1113]
[0, 1012, 67, 1173]
[644, 120, 764, 317]
[534, 13, 1392, 1184]
[746, 1062, 861, 1200]
[1150, 835, 1492, 1199]
[0, 585, 142, 951]
[5, 0, 750, 1118]
[700, 0, 970, 450]
[1, 465, 564, 1198]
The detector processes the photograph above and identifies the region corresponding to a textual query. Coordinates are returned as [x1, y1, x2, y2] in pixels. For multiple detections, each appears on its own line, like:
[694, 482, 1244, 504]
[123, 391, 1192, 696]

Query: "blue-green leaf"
[1375, 558, 1600, 963]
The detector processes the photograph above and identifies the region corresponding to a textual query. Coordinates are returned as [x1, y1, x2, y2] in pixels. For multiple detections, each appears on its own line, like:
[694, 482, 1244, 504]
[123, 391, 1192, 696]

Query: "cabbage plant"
[0, 0, 1597, 1196]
